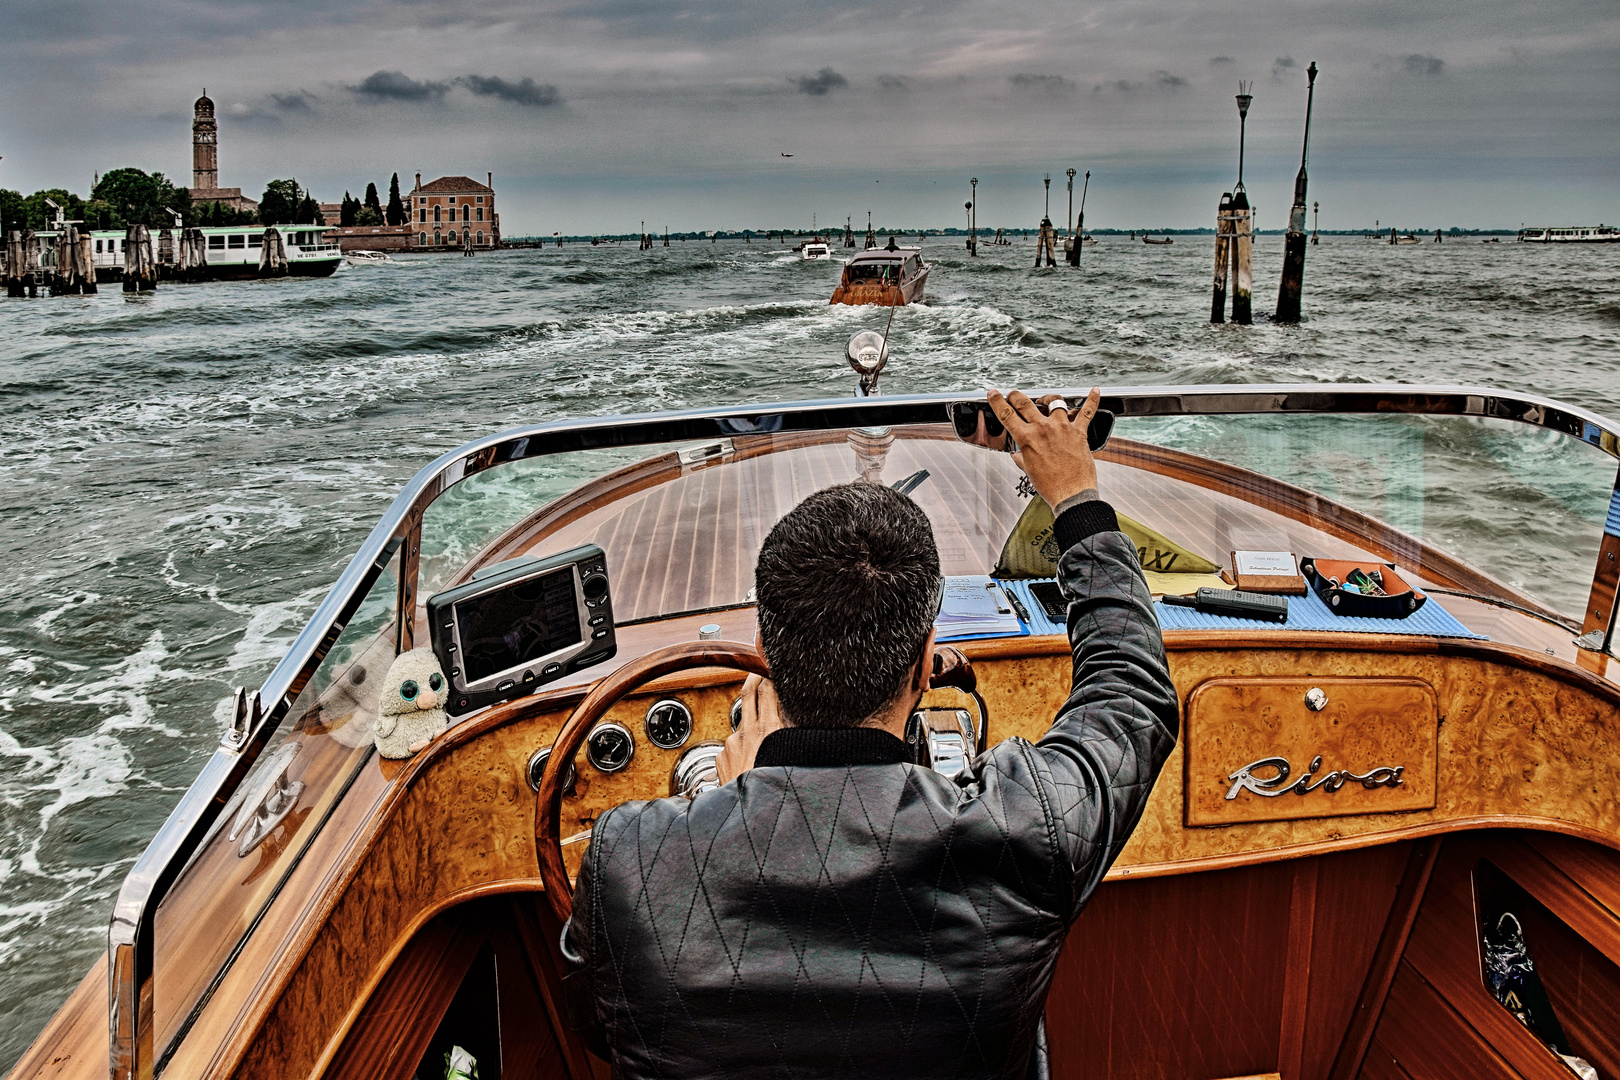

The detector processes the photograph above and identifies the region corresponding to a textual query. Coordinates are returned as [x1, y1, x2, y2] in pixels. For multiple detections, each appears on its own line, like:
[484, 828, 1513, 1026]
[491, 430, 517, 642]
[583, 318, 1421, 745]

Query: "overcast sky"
[2, 0, 1615, 233]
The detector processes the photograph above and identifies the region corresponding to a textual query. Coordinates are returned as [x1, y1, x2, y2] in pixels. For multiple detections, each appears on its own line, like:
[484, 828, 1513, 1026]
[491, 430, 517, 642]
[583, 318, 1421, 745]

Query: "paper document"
[934, 575, 1027, 642]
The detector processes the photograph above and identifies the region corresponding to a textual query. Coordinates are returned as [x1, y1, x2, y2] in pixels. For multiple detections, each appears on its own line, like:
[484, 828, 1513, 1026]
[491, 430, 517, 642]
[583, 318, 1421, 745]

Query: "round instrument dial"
[644, 699, 693, 749]
[586, 721, 635, 773]
[526, 747, 577, 795]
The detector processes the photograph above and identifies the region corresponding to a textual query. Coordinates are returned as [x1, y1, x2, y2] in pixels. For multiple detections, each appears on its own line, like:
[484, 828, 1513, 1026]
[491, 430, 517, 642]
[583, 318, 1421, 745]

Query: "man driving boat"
[561, 388, 1180, 1078]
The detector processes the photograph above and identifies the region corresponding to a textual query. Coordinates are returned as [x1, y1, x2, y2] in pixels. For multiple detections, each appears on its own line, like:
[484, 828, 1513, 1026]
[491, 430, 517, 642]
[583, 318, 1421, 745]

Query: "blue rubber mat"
[1000, 578, 1484, 640]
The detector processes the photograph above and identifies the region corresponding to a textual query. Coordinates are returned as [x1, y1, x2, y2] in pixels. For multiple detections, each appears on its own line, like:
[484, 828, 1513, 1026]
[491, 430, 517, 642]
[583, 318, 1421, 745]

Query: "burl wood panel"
[1184, 677, 1439, 827]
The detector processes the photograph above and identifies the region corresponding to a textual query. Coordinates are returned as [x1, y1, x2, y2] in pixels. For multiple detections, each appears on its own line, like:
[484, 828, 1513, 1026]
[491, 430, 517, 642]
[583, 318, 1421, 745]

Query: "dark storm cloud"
[1210, 56, 1235, 65]
[1009, 73, 1074, 93]
[349, 70, 448, 101]
[876, 75, 908, 91]
[457, 75, 561, 106]
[1403, 53, 1445, 75]
[270, 89, 317, 111]
[792, 68, 847, 96]
[1271, 56, 1297, 80]
[1156, 71, 1188, 88]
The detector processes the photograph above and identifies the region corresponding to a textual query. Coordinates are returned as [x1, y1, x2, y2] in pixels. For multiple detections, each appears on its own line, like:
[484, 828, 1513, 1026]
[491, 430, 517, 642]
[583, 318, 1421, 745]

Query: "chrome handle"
[1304, 687, 1329, 712]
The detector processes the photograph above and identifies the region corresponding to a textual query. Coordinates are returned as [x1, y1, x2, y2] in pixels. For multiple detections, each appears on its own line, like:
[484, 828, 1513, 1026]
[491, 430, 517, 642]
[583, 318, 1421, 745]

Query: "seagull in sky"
[781, 152, 794, 157]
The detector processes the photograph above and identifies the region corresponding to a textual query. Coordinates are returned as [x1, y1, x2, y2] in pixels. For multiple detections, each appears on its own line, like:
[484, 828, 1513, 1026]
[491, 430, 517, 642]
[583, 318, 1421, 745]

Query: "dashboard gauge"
[525, 747, 577, 795]
[586, 721, 635, 774]
[644, 699, 694, 749]
[730, 696, 744, 732]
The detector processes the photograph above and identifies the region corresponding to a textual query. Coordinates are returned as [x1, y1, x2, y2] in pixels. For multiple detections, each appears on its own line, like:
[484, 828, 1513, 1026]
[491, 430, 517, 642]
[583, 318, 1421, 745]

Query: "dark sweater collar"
[754, 726, 910, 768]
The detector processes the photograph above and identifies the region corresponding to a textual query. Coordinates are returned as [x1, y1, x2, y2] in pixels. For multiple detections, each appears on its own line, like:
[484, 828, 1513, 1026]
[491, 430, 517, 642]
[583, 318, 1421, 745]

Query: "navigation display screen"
[456, 567, 581, 683]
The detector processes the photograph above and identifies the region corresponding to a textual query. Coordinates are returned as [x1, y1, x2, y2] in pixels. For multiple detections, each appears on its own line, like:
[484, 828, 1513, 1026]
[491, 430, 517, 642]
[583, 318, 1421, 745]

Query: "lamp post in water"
[969, 178, 978, 256]
[1228, 83, 1255, 324]
[1274, 62, 1318, 324]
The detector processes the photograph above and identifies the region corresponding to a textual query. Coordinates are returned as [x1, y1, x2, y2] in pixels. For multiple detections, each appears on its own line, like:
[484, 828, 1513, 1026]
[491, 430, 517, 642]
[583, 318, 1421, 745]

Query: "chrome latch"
[222, 687, 262, 749]
[907, 708, 978, 780]
[677, 439, 734, 467]
[227, 743, 304, 857]
[1304, 687, 1328, 712]
[1573, 629, 1607, 653]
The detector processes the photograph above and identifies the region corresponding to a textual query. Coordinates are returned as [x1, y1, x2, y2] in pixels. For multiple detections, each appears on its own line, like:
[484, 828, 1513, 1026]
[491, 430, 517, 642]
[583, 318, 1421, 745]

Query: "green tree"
[193, 200, 257, 226]
[259, 179, 302, 226]
[355, 204, 383, 226]
[17, 189, 86, 230]
[90, 168, 190, 229]
[339, 191, 358, 227]
[364, 182, 382, 218]
[0, 188, 24, 234]
[386, 172, 405, 226]
[296, 195, 324, 226]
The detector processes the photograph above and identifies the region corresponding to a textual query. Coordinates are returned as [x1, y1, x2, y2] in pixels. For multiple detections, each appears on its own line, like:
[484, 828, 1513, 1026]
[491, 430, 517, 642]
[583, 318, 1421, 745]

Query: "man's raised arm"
[986, 389, 1180, 919]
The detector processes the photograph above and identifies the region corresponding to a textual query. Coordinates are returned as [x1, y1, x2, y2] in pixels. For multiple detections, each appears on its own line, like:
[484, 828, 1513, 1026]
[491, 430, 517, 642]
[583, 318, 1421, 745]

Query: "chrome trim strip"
[108, 382, 1620, 1079]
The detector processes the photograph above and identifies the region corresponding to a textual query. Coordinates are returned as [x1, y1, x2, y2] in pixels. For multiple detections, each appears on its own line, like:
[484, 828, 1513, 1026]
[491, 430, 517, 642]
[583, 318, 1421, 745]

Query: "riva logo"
[1225, 754, 1405, 800]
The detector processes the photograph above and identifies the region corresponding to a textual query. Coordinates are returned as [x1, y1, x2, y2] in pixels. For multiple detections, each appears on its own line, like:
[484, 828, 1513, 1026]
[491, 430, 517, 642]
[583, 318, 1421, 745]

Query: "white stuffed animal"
[374, 648, 450, 759]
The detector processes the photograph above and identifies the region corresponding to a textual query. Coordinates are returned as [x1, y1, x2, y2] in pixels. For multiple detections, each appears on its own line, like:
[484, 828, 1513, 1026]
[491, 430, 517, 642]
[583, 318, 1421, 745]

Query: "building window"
[420, 232, 427, 246]
[476, 208, 484, 222]
[433, 205, 441, 222]
[418, 197, 426, 205]
[448, 196, 456, 205]
[477, 231, 484, 245]
[418, 208, 426, 223]
[433, 231, 441, 245]
[476, 196, 484, 204]
[459, 206, 467, 222]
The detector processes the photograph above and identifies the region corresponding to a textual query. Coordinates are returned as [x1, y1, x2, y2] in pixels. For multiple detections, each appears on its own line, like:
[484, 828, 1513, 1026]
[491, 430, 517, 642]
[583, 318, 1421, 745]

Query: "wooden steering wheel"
[535, 639, 982, 924]
[536, 640, 769, 924]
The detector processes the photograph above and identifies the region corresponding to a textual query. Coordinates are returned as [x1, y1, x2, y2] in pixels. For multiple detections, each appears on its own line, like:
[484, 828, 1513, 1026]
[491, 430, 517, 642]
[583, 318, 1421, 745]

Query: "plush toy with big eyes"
[374, 648, 450, 759]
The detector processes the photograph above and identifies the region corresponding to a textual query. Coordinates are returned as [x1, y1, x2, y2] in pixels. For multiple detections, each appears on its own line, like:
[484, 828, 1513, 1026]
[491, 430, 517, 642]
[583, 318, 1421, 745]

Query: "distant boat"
[1142, 235, 1173, 246]
[801, 240, 832, 261]
[1517, 225, 1620, 244]
[1062, 236, 1098, 256]
[343, 249, 393, 265]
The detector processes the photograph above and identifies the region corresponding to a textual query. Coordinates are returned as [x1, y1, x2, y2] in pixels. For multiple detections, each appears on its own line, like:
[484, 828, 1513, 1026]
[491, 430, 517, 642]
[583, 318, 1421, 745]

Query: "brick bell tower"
[192, 90, 218, 191]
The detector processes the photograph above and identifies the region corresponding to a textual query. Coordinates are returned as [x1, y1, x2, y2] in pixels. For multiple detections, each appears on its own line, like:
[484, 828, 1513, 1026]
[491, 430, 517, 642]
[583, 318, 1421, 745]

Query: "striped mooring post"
[1211, 192, 1234, 322]
[1273, 61, 1318, 325]
[51, 226, 96, 295]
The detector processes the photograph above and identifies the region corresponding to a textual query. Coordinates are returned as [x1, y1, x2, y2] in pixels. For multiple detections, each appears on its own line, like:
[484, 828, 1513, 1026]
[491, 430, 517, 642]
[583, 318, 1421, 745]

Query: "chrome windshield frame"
[107, 383, 1620, 1078]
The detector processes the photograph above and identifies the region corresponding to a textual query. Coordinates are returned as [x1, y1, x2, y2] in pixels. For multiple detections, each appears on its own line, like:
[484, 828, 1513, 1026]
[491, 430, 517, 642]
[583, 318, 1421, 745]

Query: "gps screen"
[456, 567, 582, 683]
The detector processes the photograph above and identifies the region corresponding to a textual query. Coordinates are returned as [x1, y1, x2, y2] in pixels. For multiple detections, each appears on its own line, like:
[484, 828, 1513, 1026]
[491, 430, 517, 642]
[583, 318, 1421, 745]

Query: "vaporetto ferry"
[1517, 224, 1619, 243]
[41, 224, 342, 280]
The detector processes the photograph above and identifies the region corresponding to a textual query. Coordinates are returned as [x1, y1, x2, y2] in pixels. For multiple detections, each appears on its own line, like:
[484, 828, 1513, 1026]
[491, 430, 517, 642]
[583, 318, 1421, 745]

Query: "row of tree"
[0, 169, 413, 232]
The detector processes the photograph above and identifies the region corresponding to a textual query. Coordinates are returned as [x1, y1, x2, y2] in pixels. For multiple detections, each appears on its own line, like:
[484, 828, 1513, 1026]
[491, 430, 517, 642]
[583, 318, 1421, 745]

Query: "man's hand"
[715, 674, 785, 784]
[987, 387, 1102, 508]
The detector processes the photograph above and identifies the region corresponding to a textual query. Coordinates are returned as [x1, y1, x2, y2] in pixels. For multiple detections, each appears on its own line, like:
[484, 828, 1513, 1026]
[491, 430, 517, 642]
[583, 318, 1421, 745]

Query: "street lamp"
[1235, 83, 1253, 191]
[969, 178, 978, 255]
[1043, 174, 1051, 220]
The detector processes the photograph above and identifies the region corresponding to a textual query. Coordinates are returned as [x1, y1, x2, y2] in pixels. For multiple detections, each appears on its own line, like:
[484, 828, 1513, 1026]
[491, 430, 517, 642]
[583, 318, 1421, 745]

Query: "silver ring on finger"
[1047, 397, 1069, 414]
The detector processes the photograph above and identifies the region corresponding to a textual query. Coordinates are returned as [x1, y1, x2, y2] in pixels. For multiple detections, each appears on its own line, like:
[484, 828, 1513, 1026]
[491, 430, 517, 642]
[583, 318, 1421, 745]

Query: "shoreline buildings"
[410, 173, 500, 250]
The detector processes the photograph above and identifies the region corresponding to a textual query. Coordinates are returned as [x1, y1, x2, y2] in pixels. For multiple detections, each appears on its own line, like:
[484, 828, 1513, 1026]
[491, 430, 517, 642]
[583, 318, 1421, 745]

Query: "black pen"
[1001, 586, 1032, 624]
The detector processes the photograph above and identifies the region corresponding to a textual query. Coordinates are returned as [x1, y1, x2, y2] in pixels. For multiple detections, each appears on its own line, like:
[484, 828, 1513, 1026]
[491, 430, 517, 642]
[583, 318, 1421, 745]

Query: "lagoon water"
[2, 234, 1618, 1067]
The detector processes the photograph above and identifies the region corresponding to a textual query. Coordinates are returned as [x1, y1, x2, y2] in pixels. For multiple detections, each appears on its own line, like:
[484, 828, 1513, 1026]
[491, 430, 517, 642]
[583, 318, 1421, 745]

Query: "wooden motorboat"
[1142, 235, 1174, 245]
[12, 383, 1620, 1080]
[829, 247, 928, 305]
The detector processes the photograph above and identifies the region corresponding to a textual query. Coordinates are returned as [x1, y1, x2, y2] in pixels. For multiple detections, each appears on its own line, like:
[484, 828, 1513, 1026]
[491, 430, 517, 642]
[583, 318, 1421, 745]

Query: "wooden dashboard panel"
[1184, 676, 1439, 827]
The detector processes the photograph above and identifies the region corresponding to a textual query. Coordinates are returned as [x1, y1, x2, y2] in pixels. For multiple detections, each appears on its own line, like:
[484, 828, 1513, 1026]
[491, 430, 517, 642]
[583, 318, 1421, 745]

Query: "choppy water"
[2, 234, 1618, 1068]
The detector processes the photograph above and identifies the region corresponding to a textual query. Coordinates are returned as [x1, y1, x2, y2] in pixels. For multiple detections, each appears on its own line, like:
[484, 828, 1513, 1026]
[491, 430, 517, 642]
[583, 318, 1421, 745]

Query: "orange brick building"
[412, 173, 500, 249]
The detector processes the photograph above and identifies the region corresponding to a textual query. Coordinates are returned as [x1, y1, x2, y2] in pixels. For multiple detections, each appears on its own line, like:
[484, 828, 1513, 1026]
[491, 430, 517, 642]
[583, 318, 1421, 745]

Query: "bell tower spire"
[192, 90, 218, 192]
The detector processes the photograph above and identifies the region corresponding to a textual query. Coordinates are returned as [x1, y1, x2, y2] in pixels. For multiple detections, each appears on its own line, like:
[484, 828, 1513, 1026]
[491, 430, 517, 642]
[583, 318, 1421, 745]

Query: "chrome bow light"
[846, 330, 889, 396]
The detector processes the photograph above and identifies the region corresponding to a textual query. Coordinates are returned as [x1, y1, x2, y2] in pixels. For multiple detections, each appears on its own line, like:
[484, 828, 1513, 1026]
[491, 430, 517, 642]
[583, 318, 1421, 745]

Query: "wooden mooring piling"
[1212, 84, 1255, 324]
[258, 227, 289, 277]
[50, 226, 97, 296]
[1211, 192, 1233, 322]
[122, 225, 156, 292]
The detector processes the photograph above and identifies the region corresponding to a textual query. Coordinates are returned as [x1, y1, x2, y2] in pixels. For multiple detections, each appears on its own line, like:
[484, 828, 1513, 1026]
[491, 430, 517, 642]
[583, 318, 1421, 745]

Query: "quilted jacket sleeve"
[1032, 505, 1180, 920]
[559, 835, 612, 1059]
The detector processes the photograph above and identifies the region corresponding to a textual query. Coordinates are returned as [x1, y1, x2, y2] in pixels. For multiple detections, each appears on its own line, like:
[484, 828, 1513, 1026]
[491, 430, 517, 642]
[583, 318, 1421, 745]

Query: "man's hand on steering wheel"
[715, 673, 785, 784]
[987, 387, 1102, 507]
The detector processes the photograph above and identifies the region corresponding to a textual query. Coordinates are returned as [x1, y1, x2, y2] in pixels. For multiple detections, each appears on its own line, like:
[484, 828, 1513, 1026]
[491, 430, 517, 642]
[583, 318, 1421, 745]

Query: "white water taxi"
[343, 249, 395, 265]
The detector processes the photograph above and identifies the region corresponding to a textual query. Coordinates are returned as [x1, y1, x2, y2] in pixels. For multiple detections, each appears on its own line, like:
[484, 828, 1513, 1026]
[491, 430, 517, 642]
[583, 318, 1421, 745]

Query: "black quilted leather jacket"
[561, 511, 1180, 1079]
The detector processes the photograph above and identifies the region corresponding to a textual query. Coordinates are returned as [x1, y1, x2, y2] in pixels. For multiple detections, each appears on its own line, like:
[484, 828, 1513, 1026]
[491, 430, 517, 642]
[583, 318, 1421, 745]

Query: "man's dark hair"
[755, 483, 942, 729]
